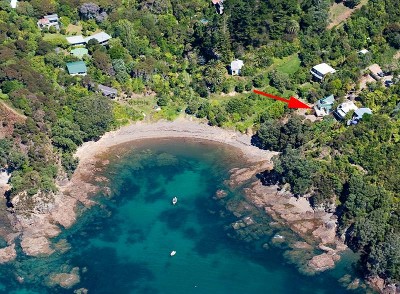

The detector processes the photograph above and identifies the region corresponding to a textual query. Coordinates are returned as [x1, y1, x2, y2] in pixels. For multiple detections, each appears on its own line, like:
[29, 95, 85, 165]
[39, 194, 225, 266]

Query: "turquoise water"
[0, 139, 366, 293]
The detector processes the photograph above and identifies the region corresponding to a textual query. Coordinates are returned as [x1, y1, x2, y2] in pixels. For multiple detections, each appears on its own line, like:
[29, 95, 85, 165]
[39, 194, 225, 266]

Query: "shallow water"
[0, 139, 367, 293]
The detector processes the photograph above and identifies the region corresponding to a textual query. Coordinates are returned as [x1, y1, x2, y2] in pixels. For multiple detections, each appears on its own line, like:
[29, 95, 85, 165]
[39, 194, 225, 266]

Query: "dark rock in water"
[215, 189, 228, 199]
[243, 216, 255, 226]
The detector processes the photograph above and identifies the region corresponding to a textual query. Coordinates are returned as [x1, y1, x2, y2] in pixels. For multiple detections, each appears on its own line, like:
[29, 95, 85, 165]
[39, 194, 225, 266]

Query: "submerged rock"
[0, 243, 16, 263]
[49, 267, 80, 289]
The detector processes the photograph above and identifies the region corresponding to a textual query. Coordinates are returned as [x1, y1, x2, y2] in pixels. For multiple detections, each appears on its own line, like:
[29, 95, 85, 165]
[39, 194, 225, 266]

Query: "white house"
[10, 0, 17, 8]
[230, 59, 244, 76]
[37, 14, 60, 30]
[310, 63, 336, 81]
[334, 101, 358, 120]
[212, 0, 224, 14]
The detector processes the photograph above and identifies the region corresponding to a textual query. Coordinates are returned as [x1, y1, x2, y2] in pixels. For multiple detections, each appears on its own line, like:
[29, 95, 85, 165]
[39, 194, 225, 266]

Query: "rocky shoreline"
[218, 162, 349, 275]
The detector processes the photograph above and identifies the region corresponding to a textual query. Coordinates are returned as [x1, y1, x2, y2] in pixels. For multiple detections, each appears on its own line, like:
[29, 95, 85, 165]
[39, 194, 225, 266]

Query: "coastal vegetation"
[0, 0, 399, 289]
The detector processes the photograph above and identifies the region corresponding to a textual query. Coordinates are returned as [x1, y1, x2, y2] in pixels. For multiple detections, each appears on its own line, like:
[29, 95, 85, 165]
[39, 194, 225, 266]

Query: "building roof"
[336, 101, 358, 118]
[37, 18, 50, 25]
[85, 32, 112, 44]
[66, 35, 86, 45]
[354, 107, 372, 118]
[368, 64, 383, 76]
[231, 59, 244, 71]
[358, 49, 369, 54]
[10, 0, 17, 8]
[212, 0, 222, 4]
[312, 63, 336, 75]
[318, 94, 334, 106]
[70, 48, 88, 59]
[66, 61, 87, 74]
[44, 14, 59, 21]
[98, 84, 118, 96]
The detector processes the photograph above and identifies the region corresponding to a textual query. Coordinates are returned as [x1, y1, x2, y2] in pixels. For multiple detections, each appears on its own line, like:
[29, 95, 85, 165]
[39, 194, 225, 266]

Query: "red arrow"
[253, 89, 311, 109]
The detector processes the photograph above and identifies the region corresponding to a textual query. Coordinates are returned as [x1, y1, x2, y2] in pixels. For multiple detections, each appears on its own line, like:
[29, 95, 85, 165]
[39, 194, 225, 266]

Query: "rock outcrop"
[20, 236, 54, 256]
[0, 244, 16, 263]
[308, 253, 339, 272]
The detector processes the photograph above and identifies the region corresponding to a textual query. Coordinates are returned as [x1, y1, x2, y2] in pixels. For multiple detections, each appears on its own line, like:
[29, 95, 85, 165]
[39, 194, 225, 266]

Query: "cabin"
[347, 108, 372, 125]
[358, 49, 369, 55]
[230, 59, 244, 76]
[37, 14, 60, 31]
[66, 61, 87, 76]
[368, 64, 384, 80]
[310, 63, 336, 81]
[97, 84, 118, 98]
[66, 36, 86, 46]
[70, 48, 88, 59]
[85, 32, 112, 45]
[334, 101, 358, 120]
[314, 95, 334, 117]
[10, 0, 17, 8]
[212, 0, 224, 14]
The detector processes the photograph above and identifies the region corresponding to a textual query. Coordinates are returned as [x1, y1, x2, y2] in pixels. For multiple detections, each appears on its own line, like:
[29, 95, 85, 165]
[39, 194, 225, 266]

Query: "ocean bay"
[0, 139, 365, 293]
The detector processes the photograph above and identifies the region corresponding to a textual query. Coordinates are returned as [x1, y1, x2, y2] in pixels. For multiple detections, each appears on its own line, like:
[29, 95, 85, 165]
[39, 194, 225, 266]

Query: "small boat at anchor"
[172, 197, 178, 205]
[170, 250, 176, 256]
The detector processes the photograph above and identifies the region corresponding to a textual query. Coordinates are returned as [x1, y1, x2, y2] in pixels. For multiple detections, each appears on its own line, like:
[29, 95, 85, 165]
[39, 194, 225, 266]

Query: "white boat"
[172, 197, 178, 205]
[170, 250, 176, 256]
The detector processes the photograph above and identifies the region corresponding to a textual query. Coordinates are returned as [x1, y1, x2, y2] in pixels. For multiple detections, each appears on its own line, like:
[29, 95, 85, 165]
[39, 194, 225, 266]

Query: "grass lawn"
[66, 23, 82, 35]
[43, 33, 68, 46]
[275, 53, 301, 75]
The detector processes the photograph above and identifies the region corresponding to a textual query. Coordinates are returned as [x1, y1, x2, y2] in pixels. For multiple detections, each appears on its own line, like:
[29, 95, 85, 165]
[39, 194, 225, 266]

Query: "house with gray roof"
[311, 63, 336, 81]
[98, 84, 118, 98]
[347, 108, 372, 125]
[37, 14, 60, 30]
[66, 35, 87, 46]
[66, 61, 87, 76]
[66, 32, 112, 46]
[85, 32, 112, 45]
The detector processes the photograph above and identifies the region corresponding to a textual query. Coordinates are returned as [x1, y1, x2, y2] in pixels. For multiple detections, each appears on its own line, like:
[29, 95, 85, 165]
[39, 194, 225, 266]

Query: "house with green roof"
[70, 48, 88, 59]
[66, 61, 87, 76]
[314, 94, 335, 117]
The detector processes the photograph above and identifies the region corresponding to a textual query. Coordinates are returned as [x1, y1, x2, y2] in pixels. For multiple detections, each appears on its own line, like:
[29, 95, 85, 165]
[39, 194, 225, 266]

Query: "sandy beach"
[75, 116, 277, 166]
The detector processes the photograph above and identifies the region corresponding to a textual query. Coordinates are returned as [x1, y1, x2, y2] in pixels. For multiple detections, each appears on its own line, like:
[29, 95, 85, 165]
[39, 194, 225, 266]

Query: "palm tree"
[286, 20, 300, 35]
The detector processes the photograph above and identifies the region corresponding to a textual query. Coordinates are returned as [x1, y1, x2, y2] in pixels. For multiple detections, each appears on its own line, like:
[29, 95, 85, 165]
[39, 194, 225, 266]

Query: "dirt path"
[0, 101, 26, 120]
[327, 0, 368, 29]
